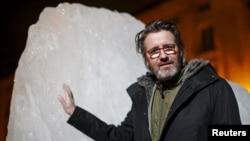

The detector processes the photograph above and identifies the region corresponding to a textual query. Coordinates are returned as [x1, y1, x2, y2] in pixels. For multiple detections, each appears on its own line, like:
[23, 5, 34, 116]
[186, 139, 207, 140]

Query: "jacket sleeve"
[67, 106, 134, 141]
[211, 78, 242, 124]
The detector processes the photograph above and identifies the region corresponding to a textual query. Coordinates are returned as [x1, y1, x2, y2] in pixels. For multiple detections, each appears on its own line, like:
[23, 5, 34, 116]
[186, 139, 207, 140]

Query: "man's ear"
[180, 50, 186, 65]
[145, 60, 150, 70]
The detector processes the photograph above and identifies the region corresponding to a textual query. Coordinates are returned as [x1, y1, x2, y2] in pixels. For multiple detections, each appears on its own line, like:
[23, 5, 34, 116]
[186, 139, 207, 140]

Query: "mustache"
[159, 61, 174, 66]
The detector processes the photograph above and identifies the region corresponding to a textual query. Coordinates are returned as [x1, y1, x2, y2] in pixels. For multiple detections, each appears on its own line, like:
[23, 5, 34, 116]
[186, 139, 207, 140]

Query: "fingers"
[58, 83, 76, 115]
[63, 83, 74, 99]
[57, 94, 65, 105]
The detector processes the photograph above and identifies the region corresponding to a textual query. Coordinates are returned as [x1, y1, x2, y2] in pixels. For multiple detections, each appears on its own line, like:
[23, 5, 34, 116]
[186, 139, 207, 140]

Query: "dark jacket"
[67, 59, 241, 141]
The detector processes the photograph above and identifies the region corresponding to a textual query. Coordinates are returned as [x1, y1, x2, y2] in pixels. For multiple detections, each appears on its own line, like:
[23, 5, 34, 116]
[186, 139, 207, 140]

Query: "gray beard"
[156, 66, 179, 81]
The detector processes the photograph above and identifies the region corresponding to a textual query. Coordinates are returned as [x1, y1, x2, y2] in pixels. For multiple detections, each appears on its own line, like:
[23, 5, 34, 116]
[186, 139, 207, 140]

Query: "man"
[58, 19, 241, 141]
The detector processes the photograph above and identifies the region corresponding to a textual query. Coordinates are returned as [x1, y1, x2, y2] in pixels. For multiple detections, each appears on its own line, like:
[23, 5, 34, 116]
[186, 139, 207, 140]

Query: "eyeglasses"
[147, 44, 177, 59]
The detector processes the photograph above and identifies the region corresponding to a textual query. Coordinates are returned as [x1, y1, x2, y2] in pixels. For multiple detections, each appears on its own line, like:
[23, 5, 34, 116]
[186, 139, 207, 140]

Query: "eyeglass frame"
[146, 44, 177, 59]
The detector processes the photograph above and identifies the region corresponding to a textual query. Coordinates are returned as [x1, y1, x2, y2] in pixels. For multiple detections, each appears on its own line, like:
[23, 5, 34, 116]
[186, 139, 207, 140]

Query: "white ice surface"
[6, 3, 146, 141]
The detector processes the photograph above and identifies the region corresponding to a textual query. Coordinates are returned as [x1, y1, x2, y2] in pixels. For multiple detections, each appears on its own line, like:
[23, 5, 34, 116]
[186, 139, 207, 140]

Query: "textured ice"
[7, 3, 146, 141]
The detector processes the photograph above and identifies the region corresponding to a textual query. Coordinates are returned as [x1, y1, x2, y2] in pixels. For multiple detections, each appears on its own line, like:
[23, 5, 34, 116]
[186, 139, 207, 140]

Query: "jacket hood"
[182, 59, 210, 81]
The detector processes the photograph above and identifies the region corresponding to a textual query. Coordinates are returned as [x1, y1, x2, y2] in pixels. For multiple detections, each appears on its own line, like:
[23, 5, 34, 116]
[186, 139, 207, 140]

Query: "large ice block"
[6, 3, 146, 141]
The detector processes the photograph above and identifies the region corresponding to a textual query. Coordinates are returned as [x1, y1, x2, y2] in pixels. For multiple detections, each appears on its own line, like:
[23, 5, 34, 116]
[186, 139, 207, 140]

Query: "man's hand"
[58, 83, 76, 116]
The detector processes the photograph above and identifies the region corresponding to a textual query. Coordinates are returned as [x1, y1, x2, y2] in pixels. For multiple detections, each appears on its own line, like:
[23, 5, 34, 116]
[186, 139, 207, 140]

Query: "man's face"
[144, 30, 182, 81]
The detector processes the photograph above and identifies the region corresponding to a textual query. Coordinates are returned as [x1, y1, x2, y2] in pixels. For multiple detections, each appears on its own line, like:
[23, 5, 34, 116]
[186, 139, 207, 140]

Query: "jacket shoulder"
[126, 82, 144, 98]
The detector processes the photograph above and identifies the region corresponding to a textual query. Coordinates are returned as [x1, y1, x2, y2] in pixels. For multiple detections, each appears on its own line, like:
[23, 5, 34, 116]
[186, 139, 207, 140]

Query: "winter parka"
[67, 59, 241, 141]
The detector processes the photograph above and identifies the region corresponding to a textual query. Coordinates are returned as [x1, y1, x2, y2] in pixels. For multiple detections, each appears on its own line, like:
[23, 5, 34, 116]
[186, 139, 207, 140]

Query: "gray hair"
[135, 19, 186, 64]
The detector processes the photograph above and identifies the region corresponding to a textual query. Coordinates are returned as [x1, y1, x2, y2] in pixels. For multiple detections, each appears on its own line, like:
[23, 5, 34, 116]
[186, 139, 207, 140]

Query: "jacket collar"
[137, 59, 210, 89]
[137, 59, 211, 103]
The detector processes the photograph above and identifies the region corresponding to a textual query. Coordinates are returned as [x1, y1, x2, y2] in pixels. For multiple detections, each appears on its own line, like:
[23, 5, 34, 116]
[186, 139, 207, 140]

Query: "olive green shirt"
[151, 84, 182, 141]
[151, 72, 183, 141]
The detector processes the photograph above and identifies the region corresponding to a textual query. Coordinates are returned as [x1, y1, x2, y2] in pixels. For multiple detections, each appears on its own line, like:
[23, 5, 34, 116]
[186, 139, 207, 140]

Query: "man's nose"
[159, 49, 168, 59]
